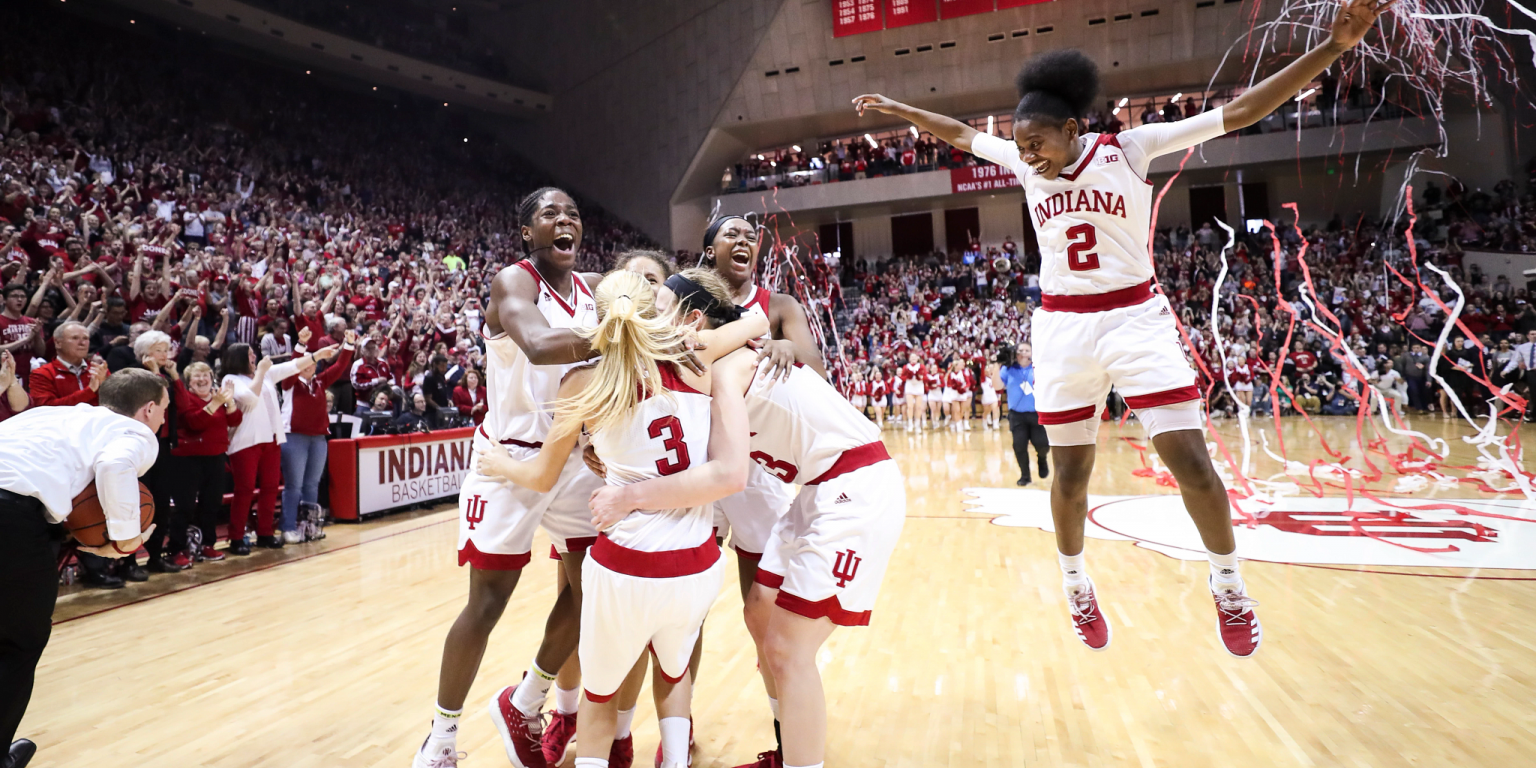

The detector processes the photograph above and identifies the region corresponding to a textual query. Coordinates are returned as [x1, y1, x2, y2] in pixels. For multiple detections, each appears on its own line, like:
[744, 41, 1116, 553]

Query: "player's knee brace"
[1136, 400, 1203, 439]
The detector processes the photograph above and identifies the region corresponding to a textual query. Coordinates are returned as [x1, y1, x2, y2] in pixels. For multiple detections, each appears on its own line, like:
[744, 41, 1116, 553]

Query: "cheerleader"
[923, 360, 945, 430]
[849, 369, 869, 415]
[899, 353, 926, 432]
[980, 360, 1002, 429]
[868, 367, 889, 429]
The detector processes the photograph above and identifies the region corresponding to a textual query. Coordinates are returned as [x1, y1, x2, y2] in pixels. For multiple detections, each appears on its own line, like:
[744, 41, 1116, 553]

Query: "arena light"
[864, 133, 877, 149]
[1117, 97, 1128, 107]
[1112, 107, 1121, 116]
[463, 138, 468, 143]
[757, 154, 764, 160]
[1172, 92, 1183, 102]
[910, 126, 919, 138]
[986, 115, 996, 135]
[1296, 88, 1317, 102]
[792, 145, 801, 153]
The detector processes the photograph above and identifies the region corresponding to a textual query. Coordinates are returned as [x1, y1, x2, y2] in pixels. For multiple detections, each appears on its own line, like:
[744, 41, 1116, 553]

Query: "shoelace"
[520, 708, 548, 738]
[425, 749, 467, 768]
[1069, 590, 1099, 625]
[1215, 591, 1260, 624]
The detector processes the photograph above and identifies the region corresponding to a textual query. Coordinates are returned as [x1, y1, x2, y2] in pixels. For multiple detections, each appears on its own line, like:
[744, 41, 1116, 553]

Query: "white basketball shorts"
[579, 538, 725, 701]
[713, 462, 796, 559]
[756, 451, 905, 627]
[457, 431, 603, 570]
[1031, 290, 1199, 428]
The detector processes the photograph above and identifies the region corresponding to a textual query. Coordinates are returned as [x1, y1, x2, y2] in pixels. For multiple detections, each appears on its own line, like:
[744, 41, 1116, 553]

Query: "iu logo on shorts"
[465, 495, 487, 530]
[832, 549, 862, 588]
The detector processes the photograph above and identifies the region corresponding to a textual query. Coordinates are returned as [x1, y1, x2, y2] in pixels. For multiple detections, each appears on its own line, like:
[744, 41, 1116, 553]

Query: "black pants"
[144, 442, 177, 560]
[0, 491, 61, 748]
[1008, 410, 1050, 482]
[165, 453, 228, 552]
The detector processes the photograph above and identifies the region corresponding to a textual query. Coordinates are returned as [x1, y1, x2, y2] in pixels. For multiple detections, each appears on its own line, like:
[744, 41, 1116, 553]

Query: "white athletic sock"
[659, 717, 691, 765]
[615, 707, 636, 739]
[767, 696, 780, 720]
[786, 763, 824, 768]
[574, 759, 609, 768]
[1208, 549, 1242, 589]
[429, 704, 461, 742]
[511, 661, 557, 715]
[1058, 552, 1089, 591]
[554, 685, 580, 715]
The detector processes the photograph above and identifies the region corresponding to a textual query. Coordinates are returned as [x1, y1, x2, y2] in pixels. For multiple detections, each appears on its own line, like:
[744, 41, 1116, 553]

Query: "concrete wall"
[1463, 250, 1536, 291]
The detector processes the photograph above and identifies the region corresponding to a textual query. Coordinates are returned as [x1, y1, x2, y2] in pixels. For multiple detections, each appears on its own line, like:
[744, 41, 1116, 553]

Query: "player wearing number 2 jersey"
[475, 268, 768, 768]
[854, 0, 1394, 661]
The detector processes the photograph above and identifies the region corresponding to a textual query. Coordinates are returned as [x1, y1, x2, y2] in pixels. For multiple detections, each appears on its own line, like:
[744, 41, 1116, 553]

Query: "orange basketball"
[66, 481, 155, 548]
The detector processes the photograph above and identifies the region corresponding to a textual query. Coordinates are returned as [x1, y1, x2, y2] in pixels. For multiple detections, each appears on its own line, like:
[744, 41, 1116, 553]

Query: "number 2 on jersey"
[1065, 223, 1100, 271]
[647, 415, 690, 475]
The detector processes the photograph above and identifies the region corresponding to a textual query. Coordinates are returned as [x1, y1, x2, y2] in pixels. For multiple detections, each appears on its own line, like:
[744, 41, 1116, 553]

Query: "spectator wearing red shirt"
[168, 362, 243, 564]
[0, 284, 43, 379]
[279, 331, 354, 543]
[350, 339, 392, 400]
[29, 321, 106, 407]
[0, 350, 27, 422]
[452, 368, 487, 425]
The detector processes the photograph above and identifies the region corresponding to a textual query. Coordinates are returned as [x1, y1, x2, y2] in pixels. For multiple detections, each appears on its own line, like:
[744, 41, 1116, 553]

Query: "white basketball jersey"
[738, 284, 773, 344]
[746, 361, 882, 485]
[590, 364, 715, 552]
[481, 260, 598, 450]
[970, 108, 1227, 296]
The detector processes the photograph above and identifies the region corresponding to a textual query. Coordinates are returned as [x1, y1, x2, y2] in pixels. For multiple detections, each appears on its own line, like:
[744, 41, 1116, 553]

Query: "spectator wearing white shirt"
[1505, 329, 1536, 419]
[0, 369, 168, 768]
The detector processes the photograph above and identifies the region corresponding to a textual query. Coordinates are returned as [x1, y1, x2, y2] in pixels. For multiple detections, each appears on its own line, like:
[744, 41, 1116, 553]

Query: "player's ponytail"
[1012, 50, 1099, 126]
[554, 270, 689, 437]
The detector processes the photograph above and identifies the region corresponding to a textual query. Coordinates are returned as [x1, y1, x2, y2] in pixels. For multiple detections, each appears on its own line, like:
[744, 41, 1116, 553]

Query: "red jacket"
[172, 381, 243, 457]
[29, 358, 97, 408]
[284, 347, 353, 436]
[452, 384, 487, 424]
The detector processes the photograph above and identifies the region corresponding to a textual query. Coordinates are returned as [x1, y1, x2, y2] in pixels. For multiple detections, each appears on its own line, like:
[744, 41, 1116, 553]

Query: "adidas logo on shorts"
[835, 493, 852, 504]
[1159, 306, 1171, 315]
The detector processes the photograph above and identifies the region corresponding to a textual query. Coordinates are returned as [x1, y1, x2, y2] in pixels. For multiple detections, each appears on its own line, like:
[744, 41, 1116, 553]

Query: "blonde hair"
[668, 268, 737, 328]
[183, 362, 215, 389]
[553, 271, 689, 437]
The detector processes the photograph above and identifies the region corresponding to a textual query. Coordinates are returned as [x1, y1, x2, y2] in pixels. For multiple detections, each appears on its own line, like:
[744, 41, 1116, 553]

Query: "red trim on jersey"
[549, 545, 561, 561]
[1105, 135, 1154, 186]
[733, 544, 763, 560]
[515, 259, 578, 317]
[1038, 405, 1098, 425]
[776, 590, 873, 627]
[1123, 385, 1202, 409]
[478, 425, 543, 450]
[457, 540, 532, 571]
[805, 441, 892, 486]
[585, 689, 617, 703]
[656, 362, 704, 396]
[562, 536, 598, 554]
[1057, 134, 1115, 182]
[1041, 281, 1154, 313]
[591, 533, 720, 578]
[754, 568, 785, 589]
[744, 286, 772, 314]
[649, 644, 688, 683]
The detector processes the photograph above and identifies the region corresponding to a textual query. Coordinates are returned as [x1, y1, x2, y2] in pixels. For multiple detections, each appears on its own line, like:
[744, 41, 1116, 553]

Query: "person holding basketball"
[855, 0, 1393, 657]
[0, 368, 169, 768]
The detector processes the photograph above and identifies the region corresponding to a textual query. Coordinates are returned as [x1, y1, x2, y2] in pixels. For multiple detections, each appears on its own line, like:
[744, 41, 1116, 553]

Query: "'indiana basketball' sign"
[951, 163, 1021, 194]
[357, 433, 475, 515]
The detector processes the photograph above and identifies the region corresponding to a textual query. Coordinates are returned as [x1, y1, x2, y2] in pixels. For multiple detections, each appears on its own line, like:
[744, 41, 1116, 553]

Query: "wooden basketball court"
[27, 416, 1536, 767]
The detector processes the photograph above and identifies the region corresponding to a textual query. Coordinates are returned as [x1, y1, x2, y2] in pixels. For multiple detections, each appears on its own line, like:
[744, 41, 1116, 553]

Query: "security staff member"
[0, 368, 167, 768]
[995, 343, 1050, 486]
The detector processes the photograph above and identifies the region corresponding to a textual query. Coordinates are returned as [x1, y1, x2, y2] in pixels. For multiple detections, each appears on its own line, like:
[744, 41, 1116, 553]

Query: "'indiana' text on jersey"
[1032, 188, 1129, 228]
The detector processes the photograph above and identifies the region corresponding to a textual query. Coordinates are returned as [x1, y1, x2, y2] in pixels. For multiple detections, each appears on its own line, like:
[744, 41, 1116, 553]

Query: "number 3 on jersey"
[647, 415, 690, 475]
[1065, 223, 1100, 271]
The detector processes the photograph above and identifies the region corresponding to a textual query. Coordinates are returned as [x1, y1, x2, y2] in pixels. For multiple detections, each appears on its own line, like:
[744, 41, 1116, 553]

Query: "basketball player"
[856, 0, 1395, 658]
[0, 369, 168, 768]
[475, 269, 767, 768]
[417, 188, 671, 768]
[616, 283, 906, 768]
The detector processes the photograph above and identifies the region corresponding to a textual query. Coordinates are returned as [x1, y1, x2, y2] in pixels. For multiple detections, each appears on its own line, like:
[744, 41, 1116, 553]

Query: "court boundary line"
[52, 515, 458, 626]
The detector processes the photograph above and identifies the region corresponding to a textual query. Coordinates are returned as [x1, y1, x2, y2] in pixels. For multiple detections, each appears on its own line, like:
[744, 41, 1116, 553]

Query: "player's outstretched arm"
[767, 294, 827, 379]
[474, 368, 590, 493]
[694, 312, 770, 365]
[588, 350, 754, 529]
[489, 264, 594, 366]
[1223, 0, 1394, 130]
[852, 94, 978, 153]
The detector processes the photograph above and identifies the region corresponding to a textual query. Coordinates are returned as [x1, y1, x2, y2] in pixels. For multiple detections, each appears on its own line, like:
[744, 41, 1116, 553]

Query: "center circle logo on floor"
[964, 488, 1536, 573]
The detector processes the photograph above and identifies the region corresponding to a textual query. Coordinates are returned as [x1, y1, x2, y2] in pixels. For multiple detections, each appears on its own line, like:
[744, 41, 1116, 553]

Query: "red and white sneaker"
[731, 751, 782, 768]
[609, 734, 635, 768]
[1211, 580, 1262, 658]
[654, 719, 693, 767]
[541, 710, 576, 766]
[1065, 580, 1112, 651]
[489, 682, 549, 768]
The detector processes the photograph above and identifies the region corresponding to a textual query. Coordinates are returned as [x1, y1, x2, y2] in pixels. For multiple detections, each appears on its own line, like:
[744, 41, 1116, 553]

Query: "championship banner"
[884, 0, 938, 29]
[951, 163, 1021, 193]
[939, 0, 995, 20]
[832, 0, 883, 37]
[351, 427, 476, 516]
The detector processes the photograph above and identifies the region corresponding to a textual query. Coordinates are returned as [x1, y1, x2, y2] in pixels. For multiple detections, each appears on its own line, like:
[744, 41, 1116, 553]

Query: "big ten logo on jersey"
[968, 489, 1536, 574]
[1098, 152, 1120, 166]
[465, 494, 488, 530]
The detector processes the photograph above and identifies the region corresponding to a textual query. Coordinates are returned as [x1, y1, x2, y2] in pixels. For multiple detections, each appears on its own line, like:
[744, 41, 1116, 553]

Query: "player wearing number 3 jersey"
[855, 0, 1395, 661]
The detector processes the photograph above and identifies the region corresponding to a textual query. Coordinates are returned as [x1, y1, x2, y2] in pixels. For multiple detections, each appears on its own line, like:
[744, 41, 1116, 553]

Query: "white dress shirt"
[228, 359, 304, 454]
[0, 403, 159, 539]
[1504, 341, 1536, 376]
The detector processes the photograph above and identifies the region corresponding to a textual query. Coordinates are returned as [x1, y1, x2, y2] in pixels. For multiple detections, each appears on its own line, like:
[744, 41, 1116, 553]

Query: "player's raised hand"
[852, 94, 902, 117]
[1329, 0, 1395, 52]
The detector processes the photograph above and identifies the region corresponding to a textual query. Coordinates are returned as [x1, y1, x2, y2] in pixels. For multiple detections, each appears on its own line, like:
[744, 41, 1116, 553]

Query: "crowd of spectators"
[0, 5, 651, 588]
